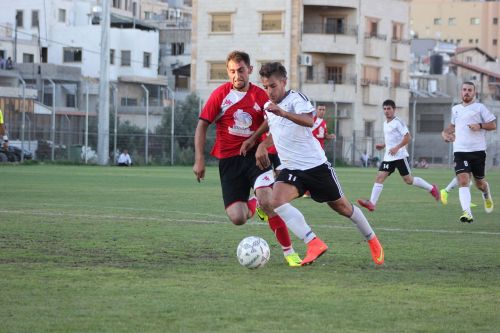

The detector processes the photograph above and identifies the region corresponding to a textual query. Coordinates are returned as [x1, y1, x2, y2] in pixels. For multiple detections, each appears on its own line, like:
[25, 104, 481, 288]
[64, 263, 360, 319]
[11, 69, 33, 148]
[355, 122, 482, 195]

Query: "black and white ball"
[236, 236, 270, 269]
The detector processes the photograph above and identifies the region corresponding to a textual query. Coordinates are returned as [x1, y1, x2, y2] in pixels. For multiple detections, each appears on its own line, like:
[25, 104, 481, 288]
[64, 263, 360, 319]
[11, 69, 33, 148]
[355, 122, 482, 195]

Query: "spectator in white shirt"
[117, 149, 132, 166]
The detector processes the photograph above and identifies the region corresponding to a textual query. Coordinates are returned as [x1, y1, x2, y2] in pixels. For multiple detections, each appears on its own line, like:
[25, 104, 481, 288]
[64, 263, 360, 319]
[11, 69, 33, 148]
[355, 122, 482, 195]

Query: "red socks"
[268, 215, 292, 251]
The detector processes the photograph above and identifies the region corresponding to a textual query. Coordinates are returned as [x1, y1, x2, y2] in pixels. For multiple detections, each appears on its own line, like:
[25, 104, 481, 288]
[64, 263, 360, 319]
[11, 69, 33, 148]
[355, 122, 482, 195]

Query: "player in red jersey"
[312, 105, 335, 148]
[193, 51, 302, 267]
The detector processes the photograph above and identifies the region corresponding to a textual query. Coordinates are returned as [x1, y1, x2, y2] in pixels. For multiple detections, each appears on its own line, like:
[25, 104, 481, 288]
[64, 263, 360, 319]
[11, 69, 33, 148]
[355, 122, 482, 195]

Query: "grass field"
[0, 165, 499, 333]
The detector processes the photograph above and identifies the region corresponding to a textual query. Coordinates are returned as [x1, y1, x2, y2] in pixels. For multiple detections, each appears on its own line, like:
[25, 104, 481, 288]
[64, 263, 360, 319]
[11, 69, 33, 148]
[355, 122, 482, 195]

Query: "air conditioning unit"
[299, 54, 312, 66]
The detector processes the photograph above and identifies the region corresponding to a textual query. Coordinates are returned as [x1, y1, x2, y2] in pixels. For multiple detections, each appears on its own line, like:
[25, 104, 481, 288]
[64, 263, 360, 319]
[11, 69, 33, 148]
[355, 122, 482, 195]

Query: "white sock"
[482, 182, 491, 200]
[445, 177, 458, 192]
[412, 176, 433, 191]
[459, 186, 472, 215]
[274, 203, 316, 244]
[370, 183, 384, 205]
[349, 205, 375, 240]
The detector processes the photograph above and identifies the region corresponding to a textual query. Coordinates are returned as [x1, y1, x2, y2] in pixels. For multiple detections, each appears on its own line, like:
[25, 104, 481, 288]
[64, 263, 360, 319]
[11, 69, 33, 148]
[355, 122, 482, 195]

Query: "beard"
[462, 95, 473, 104]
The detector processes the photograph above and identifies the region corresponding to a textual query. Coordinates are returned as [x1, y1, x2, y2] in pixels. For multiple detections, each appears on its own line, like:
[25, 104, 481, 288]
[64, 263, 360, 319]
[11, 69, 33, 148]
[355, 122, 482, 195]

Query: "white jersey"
[451, 102, 496, 153]
[383, 116, 409, 162]
[266, 90, 327, 170]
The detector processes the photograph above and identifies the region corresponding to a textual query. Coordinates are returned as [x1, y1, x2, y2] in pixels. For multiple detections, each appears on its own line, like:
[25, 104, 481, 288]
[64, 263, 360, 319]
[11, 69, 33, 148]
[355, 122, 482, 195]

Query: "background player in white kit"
[441, 81, 496, 223]
[250, 62, 384, 266]
[357, 99, 440, 212]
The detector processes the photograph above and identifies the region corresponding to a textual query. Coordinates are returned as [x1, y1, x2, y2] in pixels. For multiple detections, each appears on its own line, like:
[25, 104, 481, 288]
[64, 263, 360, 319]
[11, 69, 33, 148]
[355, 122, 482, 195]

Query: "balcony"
[364, 33, 387, 58]
[302, 23, 358, 55]
[302, 75, 356, 103]
[391, 39, 410, 62]
[361, 79, 387, 105]
[303, 0, 358, 8]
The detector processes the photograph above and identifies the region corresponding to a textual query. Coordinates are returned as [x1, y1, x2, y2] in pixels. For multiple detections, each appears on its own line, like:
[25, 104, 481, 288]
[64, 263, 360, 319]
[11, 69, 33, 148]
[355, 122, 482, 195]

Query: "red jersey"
[200, 82, 269, 159]
[311, 116, 328, 148]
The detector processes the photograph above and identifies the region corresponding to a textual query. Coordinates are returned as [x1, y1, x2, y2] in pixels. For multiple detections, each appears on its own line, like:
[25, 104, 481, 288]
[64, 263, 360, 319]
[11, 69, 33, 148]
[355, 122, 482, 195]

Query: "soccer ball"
[236, 236, 270, 269]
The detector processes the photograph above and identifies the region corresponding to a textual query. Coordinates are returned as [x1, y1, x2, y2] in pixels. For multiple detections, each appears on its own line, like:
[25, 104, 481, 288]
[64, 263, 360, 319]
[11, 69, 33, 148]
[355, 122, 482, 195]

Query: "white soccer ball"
[236, 236, 270, 269]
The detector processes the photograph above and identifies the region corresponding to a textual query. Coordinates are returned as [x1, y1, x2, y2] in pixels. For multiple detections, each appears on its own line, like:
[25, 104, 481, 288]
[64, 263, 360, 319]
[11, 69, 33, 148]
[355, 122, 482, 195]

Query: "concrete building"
[410, 0, 500, 61]
[191, 0, 411, 164]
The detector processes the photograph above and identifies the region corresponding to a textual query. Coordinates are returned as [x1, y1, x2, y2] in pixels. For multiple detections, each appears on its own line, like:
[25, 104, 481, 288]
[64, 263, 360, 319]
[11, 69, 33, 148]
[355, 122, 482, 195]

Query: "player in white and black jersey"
[357, 99, 440, 212]
[244, 62, 384, 266]
[441, 81, 496, 223]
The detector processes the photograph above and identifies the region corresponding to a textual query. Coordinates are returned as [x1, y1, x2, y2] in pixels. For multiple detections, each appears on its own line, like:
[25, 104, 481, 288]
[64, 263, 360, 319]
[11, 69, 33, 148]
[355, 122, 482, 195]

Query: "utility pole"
[97, 0, 110, 165]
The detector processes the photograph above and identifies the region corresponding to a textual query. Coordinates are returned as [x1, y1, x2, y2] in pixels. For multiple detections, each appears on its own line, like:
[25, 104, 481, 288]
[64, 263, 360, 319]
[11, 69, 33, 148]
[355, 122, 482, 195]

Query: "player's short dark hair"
[259, 62, 287, 79]
[382, 99, 396, 108]
[226, 51, 251, 67]
[463, 81, 476, 90]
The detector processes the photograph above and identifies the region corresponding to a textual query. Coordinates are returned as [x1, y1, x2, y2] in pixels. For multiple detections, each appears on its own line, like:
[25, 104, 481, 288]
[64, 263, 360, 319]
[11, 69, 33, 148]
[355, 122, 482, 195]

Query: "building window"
[470, 17, 480, 25]
[144, 11, 151, 19]
[211, 13, 231, 33]
[325, 17, 345, 34]
[364, 121, 374, 137]
[366, 18, 379, 37]
[306, 66, 314, 81]
[494, 17, 498, 25]
[31, 10, 39, 28]
[171, 43, 185, 55]
[392, 22, 403, 41]
[110, 49, 115, 65]
[494, 39, 498, 46]
[209, 62, 226, 81]
[121, 50, 131, 66]
[418, 114, 444, 133]
[121, 97, 137, 106]
[113, 0, 121, 9]
[16, 10, 23, 28]
[466, 56, 472, 63]
[468, 39, 473, 44]
[63, 47, 82, 62]
[58, 9, 66, 23]
[66, 94, 76, 108]
[433, 18, 442, 25]
[326, 66, 343, 84]
[475, 39, 479, 44]
[457, 39, 462, 45]
[261, 12, 282, 32]
[362, 65, 380, 85]
[391, 68, 402, 87]
[143, 52, 151, 68]
[448, 17, 456, 25]
[22, 53, 34, 63]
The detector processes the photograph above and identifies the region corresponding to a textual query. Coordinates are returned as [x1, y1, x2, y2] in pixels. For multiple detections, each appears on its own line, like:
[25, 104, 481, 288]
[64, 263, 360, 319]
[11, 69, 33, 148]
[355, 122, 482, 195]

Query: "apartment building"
[191, 0, 410, 163]
[411, 0, 500, 61]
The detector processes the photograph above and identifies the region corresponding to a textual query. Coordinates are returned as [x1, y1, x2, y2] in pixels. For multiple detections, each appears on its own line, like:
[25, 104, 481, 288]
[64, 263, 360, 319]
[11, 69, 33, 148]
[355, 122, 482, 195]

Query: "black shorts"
[219, 153, 273, 208]
[378, 158, 411, 176]
[276, 162, 343, 203]
[454, 151, 486, 179]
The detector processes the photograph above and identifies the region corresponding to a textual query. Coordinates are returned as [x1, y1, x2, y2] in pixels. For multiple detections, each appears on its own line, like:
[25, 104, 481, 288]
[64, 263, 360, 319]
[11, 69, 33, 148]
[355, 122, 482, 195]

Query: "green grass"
[0, 165, 499, 333]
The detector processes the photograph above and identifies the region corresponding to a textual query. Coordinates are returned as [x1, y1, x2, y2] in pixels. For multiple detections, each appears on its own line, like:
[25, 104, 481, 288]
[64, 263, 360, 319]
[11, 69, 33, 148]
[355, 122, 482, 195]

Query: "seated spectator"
[360, 151, 369, 167]
[0, 57, 5, 70]
[117, 149, 132, 166]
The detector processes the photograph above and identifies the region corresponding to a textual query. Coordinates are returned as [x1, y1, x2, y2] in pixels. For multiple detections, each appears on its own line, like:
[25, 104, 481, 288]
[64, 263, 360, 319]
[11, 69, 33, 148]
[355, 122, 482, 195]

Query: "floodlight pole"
[166, 85, 175, 165]
[85, 81, 89, 164]
[141, 84, 149, 165]
[18, 75, 26, 162]
[48, 78, 56, 161]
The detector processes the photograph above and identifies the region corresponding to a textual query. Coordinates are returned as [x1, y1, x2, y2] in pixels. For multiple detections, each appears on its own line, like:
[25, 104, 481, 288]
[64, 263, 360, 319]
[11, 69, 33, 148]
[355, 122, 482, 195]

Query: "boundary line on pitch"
[1, 208, 500, 236]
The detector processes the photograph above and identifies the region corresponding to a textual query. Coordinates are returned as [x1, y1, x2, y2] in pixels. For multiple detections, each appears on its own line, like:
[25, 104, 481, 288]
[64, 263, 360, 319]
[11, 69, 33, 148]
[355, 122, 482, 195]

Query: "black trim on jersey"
[198, 117, 212, 124]
[292, 90, 309, 101]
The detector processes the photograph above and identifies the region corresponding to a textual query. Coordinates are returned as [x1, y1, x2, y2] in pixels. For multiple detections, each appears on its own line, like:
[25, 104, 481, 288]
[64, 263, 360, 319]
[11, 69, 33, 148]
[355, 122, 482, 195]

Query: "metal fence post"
[141, 84, 149, 164]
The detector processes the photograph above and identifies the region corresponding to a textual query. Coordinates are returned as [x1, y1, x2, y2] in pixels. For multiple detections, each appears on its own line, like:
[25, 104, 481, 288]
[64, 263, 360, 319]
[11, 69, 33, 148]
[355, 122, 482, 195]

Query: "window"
[475, 39, 479, 44]
[494, 39, 498, 46]
[468, 39, 473, 44]
[364, 121, 374, 137]
[433, 18, 442, 25]
[121, 50, 131, 66]
[63, 47, 82, 62]
[362, 65, 380, 84]
[171, 42, 185, 55]
[448, 17, 456, 25]
[418, 114, 444, 133]
[466, 56, 472, 63]
[306, 66, 314, 81]
[470, 17, 480, 25]
[457, 39, 462, 45]
[121, 97, 137, 106]
[326, 17, 345, 34]
[16, 10, 23, 28]
[392, 22, 403, 41]
[66, 94, 76, 108]
[31, 10, 39, 28]
[366, 18, 379, 36]
[326, 65, 343, 84]
[113, 0, 121, 9]
[110, 49, 115, 65]
[494, 17, 498, 25]
[209, 62, 226, 81]
[261, 12, 282, 32]
[22, 53, 34, 63]
[132, 2, 137, 17]
[58, 9, 66, 23]
[391, 68, 402, 87]
[143, 52, 151, 68]
[144, 11, 151, 19]
[211, 13, 231, 33]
